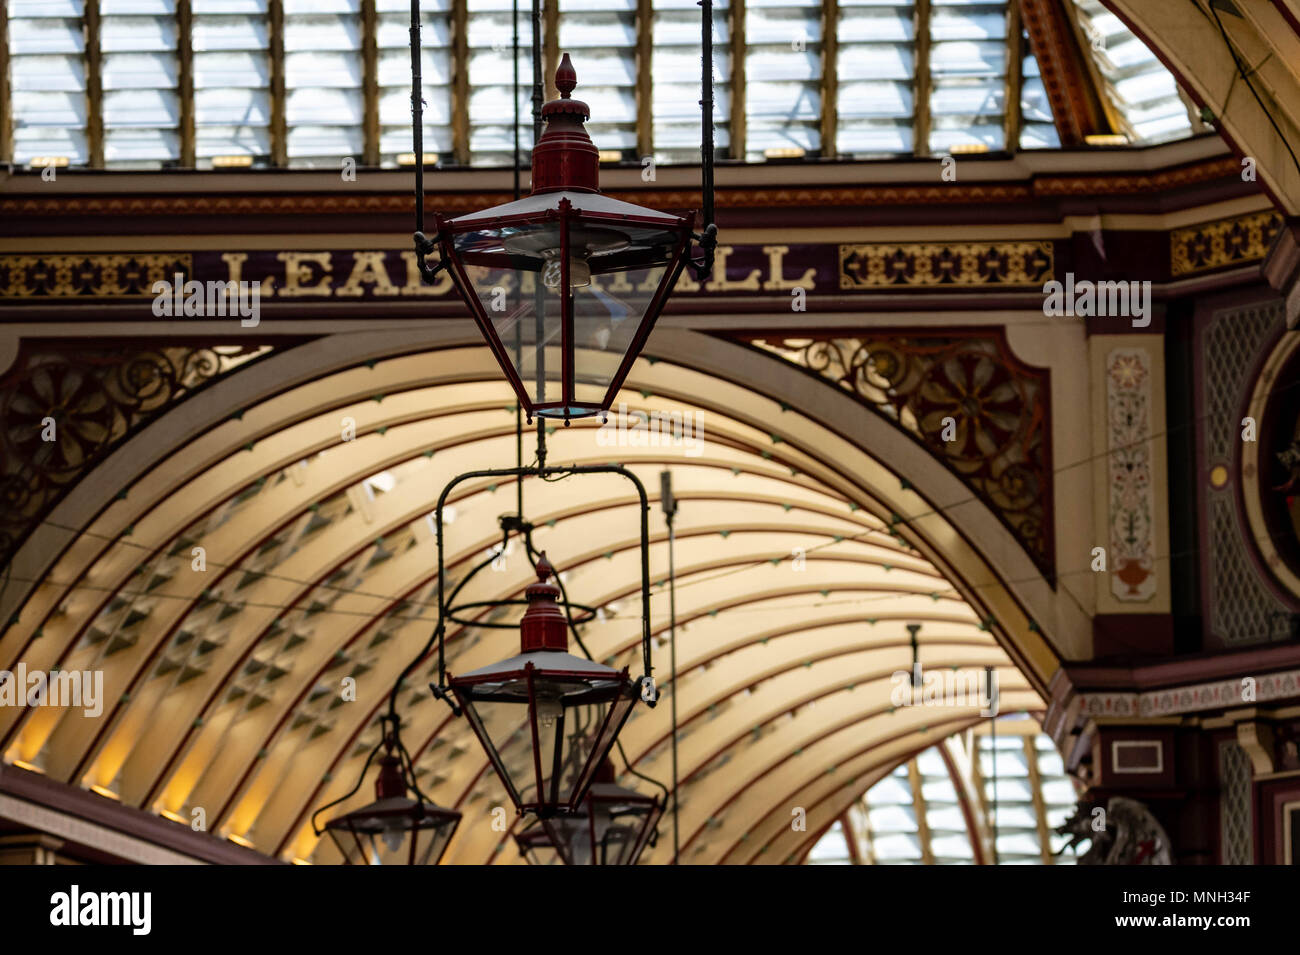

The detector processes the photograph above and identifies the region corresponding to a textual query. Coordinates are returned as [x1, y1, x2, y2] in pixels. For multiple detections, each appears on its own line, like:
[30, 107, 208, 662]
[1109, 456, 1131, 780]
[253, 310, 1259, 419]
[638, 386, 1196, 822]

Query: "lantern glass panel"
[571, 260, 669, 408]
[323, 797, 458, 865]
[453, 659, 638, 812]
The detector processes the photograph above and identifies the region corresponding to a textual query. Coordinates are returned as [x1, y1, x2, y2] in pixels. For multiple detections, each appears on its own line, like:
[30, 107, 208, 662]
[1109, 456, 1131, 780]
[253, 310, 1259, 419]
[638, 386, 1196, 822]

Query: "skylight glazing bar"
[178, 0, 195, 164]
[88, 0, 105, 166]
[819, 0, 836, 156]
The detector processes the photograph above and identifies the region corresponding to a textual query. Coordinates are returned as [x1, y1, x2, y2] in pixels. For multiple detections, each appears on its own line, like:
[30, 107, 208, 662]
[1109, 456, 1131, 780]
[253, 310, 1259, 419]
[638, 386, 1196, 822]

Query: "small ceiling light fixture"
[1084, 134, 1129, 147]
[762, 146, 806, 160]
[396, 152, 440, 166]
[313, 715, 462, 865]
[449, 554, 639, 816]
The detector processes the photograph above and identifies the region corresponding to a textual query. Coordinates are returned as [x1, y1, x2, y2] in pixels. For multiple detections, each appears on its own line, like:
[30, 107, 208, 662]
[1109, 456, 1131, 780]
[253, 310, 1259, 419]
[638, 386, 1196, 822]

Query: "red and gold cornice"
[0, 155, 1254, 222]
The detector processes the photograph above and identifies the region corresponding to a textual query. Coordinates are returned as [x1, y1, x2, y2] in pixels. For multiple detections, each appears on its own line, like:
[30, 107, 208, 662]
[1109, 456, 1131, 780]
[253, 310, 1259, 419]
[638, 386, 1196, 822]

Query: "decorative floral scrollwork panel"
[0, 343, 273, 566]
[745, 331, 1053, 580]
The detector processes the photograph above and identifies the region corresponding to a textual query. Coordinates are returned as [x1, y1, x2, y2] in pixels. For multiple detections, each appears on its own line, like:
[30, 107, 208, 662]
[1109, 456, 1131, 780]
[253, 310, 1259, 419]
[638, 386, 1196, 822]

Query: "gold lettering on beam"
[761, 245, 816, 291]
[338, 251, 399, 297]
[399, 251, 452, 295]
[277, 251, 333, 297]
[222, 252, 249, 285]
[705, 246, 762, 292]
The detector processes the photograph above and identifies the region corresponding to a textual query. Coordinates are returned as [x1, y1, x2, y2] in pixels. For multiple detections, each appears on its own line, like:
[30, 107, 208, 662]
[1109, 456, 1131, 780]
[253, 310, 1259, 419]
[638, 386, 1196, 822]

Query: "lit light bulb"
[537, 697, 563, 730]
[382, 827, 404, 854]
[541, 255, 592, 289]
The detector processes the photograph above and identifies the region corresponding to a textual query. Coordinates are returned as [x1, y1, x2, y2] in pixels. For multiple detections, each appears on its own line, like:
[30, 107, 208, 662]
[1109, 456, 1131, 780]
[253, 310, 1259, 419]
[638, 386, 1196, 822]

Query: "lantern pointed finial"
[555, 53, 577, 99]
[534, 552, 556, 583]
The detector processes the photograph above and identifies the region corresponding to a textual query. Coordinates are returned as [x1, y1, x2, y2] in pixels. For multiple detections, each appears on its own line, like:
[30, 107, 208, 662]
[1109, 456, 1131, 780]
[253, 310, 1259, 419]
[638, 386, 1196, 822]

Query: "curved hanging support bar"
[309, 717, 389, 836]
[427, 462, 656, 707]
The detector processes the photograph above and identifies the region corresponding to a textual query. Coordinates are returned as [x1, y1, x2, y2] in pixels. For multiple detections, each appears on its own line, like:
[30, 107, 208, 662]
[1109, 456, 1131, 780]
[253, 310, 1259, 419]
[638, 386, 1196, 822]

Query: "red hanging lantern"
[320, 736, 462, 865]
[448, 553, 639, 816]
[431, 53, 695, 424]
[539, 760, 662, 865]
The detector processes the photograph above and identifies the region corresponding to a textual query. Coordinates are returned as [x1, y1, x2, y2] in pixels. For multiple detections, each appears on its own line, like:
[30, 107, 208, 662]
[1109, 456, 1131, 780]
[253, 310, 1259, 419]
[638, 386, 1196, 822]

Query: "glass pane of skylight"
[467, 0, 536, 166]
[1072, 0, 1191, 143]
[378, 0, 453, 165]
[7, 0, 89, 166]
[1019, 37, 1059, 149]
[559, 0, 638, 155]
[652, 0, 732, 164]
[836, 0, 914, 157]
[745, 0, 821, 160]
[193, 0, 271, 165]
[101, 0, 180, 167]
[284, 0, 364, 165]
[928, 0, 1006, 154]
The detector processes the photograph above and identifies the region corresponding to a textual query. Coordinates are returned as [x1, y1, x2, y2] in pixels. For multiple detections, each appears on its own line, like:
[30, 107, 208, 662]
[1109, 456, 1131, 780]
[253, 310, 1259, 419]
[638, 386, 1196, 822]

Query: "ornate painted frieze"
[1105, 348, 1156, 601]
[1078, 668, 1300, 718]
[1170, 210, 1283, 277]
[838, 241, 1054, 289]
[0, 344, 272, 566]
[0, 254, 192, 298]
[746, 332, 1054, 578]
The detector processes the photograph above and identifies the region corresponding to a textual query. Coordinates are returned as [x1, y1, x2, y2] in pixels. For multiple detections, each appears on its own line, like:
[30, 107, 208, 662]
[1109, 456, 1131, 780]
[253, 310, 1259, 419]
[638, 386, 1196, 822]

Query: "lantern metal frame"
[431, 197, 696, 422]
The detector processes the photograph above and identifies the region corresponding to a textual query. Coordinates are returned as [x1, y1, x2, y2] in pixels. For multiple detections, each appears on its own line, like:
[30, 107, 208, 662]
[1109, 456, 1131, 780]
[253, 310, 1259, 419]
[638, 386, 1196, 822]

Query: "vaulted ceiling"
[0, 344, 1042, 863]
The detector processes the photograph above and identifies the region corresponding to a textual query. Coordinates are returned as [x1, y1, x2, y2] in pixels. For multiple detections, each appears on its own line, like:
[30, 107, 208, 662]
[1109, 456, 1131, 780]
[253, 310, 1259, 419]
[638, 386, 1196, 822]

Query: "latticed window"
[0, 0, 1193, 169]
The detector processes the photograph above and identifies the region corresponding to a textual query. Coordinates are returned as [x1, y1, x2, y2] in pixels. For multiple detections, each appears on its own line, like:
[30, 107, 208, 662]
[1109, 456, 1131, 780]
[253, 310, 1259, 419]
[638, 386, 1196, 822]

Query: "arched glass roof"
[805, 717, 1083, 865]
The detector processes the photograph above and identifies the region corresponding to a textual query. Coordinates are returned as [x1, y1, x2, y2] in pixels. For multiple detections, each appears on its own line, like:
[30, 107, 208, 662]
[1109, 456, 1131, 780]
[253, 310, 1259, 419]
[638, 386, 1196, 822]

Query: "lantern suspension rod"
[410, 0, 425, 237]
[513, 0, 521, 201]
[409, 0, 444, 278]
[699, 0, 714, 233]
[686, 0, 718, 281]
[987, 665, 999, 866]
[531, 0, 547, 457]
[660, 469, 680, 864]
